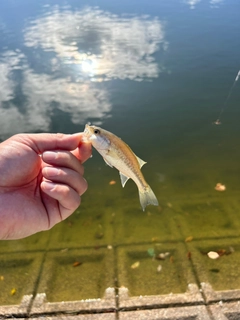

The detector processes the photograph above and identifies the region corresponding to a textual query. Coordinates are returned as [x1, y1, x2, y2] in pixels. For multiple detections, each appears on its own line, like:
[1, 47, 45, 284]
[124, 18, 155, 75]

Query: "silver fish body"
[84, 124, 159, 211]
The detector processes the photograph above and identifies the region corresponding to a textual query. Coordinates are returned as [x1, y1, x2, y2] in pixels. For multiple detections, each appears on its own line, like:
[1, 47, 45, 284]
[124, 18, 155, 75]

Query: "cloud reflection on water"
[185, 0, 224, 9]
[0, 51, 28, 138]
[0, 50, 111, 138]
[0, 6, 166, 138]
[22, 68, 112, 127]
[0, 51, 24, 103]
[24, 6, 166, 81]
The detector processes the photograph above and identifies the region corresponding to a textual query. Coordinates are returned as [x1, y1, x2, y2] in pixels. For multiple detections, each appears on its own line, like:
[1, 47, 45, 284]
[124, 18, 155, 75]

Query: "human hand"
[0, 133, 92, 240]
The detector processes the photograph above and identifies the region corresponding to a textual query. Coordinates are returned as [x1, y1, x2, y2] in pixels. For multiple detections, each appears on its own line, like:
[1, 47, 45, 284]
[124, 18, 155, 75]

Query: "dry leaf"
[10, 288, 16, 296]
[131, 261, 140, 269]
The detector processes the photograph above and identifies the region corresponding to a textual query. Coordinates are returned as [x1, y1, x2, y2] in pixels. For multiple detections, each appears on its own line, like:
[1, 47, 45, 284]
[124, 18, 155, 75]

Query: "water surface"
[1, 0, 240, 299]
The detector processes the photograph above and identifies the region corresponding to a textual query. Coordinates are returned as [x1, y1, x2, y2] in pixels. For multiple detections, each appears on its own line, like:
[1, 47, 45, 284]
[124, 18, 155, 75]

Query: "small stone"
[156, 252, 170, 260]
[157, 265, 162, 273]
[207, 251, 220, 259]
[215, 183, 226, 191]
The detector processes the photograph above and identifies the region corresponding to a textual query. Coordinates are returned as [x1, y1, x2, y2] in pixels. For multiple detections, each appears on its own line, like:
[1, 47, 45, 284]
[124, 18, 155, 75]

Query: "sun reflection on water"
[0, 5, 166, 138]
[24, 6, 167, 81]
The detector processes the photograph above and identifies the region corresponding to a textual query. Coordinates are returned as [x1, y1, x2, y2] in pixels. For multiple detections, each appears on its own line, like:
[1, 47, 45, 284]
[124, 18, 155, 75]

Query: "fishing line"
[214, 69, 240, 125]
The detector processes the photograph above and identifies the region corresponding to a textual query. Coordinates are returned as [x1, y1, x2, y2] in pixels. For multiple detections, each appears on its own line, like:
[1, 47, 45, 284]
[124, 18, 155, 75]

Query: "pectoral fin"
[119, 172, 130, 188]
[103, 157, 113, 168]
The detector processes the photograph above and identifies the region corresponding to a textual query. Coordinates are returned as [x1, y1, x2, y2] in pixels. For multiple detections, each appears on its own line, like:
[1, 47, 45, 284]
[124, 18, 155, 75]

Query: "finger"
[18, 132, 92, 154]
[73, 140, 92, 164]
[42, 151, 85, 175]
[42, 166, 88, 195]
[41, 181, 81, 221]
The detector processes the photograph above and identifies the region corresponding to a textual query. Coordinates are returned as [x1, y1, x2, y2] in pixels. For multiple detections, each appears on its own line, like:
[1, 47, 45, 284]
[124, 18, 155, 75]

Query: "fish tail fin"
[139, 186, 159, 211]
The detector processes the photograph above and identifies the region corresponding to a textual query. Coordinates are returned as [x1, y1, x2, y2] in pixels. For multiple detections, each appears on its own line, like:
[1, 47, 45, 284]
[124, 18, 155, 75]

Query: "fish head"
[84, 124, 110, 150]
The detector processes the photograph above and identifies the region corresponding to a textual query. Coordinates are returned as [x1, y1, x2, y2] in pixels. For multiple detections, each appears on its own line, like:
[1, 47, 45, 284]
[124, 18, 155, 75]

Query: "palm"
[0, 133, 91, 239]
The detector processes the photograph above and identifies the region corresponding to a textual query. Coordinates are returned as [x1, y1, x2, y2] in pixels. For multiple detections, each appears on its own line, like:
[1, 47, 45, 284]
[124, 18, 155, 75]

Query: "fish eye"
[94, 129, 100, 134]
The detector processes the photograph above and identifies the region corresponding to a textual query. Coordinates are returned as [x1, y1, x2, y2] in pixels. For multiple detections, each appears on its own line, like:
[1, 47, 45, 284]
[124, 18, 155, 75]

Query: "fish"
[84, 124, 159, 211]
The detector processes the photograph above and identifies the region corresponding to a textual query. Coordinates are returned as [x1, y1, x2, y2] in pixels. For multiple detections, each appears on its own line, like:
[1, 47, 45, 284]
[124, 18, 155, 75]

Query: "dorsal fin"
[136, 156, 147, 168]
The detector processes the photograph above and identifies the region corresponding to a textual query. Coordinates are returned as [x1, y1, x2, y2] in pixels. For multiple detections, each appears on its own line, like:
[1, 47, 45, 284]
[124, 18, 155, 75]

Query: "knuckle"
[78, 178, 88, 195]
[61, 185, 72, 197]
[73, 196, 81, 209]
[66, 192, 81, 211]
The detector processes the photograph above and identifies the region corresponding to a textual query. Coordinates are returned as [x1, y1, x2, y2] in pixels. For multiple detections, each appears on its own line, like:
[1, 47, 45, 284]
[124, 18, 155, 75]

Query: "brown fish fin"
[103, 157, 113, 168]
[139, 185, 159, 211]
[136, 156, 147, 168]
[119, 172, 130, 188]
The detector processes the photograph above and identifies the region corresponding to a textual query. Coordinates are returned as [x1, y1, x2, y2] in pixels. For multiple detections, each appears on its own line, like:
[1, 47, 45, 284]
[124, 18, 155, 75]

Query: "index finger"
[19, 132, 85, 154]
[72, 139, 92, 164]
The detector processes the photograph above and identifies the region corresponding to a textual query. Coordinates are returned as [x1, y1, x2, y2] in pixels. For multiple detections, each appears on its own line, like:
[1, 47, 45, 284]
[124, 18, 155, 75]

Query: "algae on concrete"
[187, 238, 240, 292]
[117, 243, 196, 296]
[36, 248, 115, 302]
[0, 252, 44, 305]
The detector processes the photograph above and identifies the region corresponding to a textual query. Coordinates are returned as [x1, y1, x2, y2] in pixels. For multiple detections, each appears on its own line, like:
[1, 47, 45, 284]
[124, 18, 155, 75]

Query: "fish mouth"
[83, 123, 92, 141]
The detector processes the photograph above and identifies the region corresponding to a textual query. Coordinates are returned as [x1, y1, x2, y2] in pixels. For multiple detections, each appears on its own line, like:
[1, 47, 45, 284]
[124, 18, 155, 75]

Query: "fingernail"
[43, 151, 58, 161]
[45, 167, 60, 177]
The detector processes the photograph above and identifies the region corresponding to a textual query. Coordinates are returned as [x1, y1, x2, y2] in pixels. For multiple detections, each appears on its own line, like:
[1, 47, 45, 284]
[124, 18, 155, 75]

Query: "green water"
[1, 0, 240, 303]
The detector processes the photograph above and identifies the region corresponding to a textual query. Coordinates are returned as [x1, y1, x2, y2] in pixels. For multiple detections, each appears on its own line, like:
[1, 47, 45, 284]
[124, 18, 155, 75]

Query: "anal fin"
[119, 172, 130, 188]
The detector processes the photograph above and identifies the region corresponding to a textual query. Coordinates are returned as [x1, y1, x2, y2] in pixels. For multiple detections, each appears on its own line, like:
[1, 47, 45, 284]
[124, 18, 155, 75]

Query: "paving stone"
[113, 203, 182, 244]
[173, 196, 240, 239]
[0, 231, 50, 253]
[0, 318, 26, 320]
[117, 242, 200, 305]
[30, 289, 116, 315]
[118, 284, 203, 309]
[209, 301, 240, 320]
[30, 248, 115, 314]
[30, 313, 115, 320]
[119, 305, 212, 319]
[201, 283, 240, 304]
[0, 252, 44, 316]
[0, 294, 32, 318]
[186, 238, 240, 302]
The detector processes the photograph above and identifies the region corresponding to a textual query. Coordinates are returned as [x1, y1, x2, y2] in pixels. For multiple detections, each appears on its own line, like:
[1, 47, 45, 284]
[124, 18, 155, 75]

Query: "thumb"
[20, 132, 90, 154]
